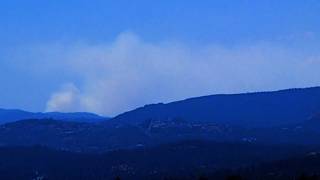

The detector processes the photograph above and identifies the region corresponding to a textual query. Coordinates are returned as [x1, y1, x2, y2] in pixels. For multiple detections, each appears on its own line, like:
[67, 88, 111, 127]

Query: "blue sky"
[1, 0, 320, 115]
[1, 0, 320, 44]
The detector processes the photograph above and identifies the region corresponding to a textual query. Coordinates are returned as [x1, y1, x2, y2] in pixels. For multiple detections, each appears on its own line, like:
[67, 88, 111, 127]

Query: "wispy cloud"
[18, 32, 320, 116]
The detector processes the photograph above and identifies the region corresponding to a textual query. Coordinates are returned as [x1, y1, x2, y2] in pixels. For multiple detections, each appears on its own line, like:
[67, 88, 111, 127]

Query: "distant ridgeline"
[0, 109, 108, 124]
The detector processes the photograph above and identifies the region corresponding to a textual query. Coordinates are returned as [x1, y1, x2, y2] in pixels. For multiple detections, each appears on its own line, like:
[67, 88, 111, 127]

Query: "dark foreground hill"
[207, 152, 320, 180]
[0, 119, 151, 152]
[0, 141, 315, 180]
[114, 87, 320, 128]
[0, 114, 320, 152]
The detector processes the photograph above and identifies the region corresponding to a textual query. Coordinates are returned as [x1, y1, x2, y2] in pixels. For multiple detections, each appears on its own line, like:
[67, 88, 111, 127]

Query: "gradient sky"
[1, 0, 320, 115]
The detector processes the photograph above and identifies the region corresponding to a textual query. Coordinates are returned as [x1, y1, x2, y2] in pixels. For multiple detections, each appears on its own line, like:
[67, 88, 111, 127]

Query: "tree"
[226, 175, 243, 180]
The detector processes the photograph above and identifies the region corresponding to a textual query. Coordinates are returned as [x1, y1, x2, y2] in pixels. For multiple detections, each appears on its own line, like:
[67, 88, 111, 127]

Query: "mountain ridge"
[113, 86, 320, 127]
[0, 108, 108, 124]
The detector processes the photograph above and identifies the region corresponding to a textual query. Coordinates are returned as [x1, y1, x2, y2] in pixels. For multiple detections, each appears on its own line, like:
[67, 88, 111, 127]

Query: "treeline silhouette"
[114, 174, 320, 180]
[0, 143, 319, 180]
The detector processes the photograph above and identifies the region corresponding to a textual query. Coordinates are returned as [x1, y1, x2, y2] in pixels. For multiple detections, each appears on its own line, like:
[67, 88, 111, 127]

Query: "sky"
[0, 0, 320, 116]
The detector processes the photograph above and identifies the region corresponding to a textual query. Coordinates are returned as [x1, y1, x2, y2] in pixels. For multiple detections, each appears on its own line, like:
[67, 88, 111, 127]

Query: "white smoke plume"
[36, 32, 320, 116]
[46, 83, 81, 112]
